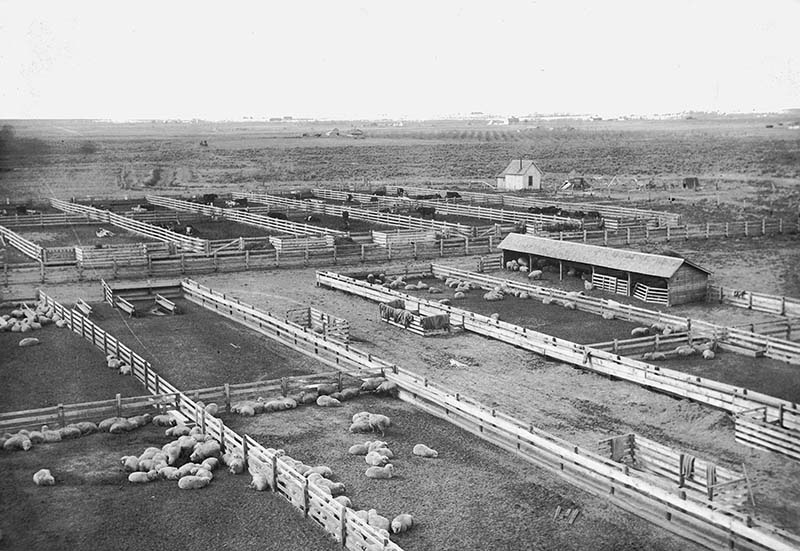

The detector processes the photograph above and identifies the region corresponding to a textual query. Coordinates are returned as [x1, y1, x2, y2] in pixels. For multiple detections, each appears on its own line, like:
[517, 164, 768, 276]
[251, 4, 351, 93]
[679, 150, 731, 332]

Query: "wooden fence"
[528, 218, 794, 246]
[709, 285, 800, 318]
[380, 184, 683, 227]
[35, 289, 399, 551]
[316, 270, 800, 427]
[146, 195, 346, 238]
[50, 198, 209, 254]
[735, 407, 800, 462]
[0, 224, 44, 262]
[285, 306, 351, 343]
[51, 277, 799, 550]
[597, 433, 752, 509]
[431, 264, 800, 365]
[0, 209, 205, 229]
[588, 332, 693, 355]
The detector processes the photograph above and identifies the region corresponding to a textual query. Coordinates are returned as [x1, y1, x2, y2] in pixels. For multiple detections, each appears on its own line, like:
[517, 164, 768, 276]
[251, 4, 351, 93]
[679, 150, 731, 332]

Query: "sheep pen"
[222, 393, 699, 551]
[0, 423, 343, 551]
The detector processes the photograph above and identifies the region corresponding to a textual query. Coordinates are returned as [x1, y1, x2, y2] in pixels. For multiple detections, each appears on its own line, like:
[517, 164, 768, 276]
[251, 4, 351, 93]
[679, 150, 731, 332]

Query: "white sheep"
[33, 469, 55, 486]
[368, 509, 391, 531]
[453, 291, 466, 300]
[368, 414, 391, 436]
[360, 378, 386, 392]
[391, 514, 414, 534]
[306, 465, 333, 478]
[178, 475, 210, 489]
[74, 421, 98, 435]
[334, 495, 352, 508]
[316, 395, 342, 407]
[631, 327, 650, 338]
[158, 466, 180, 480]
[601, 311, 615, 320]
[18, 337, 40, 347]
[348, 442, 370, 455]
[365, 464, 395, 479]
[584, 280, 594, 291]
[189, 440, 221, 463]
[118, 363, 132, 376]
[3, 434, 32, 451]
[223, 452, 245, 474]
[128, 470, 158, 483]
[412, 443, 438, 458]
[152, 414, 175, 427]
[702, 349, 716, 360]
[528, 270, 543, 279]
[374, 380, 398, 396]
[165, 424, 191, 437]
[121, 455, 139, 472]
[201, 457, 219, 471]
[98, 416, 124, 432]
[365, 451, 390, 466]
[195, 468, 213, 480]
[250, 473, 270, 491]
[563, 301, 576, 310]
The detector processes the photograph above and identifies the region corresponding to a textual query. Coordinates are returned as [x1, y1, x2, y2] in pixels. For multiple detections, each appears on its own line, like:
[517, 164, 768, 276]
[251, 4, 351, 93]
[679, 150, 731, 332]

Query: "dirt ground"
[0, 424, 343, 551]
[18, 224, 155, 248]
[0, 309, 151, 412]
[224, 393, 698, 551]
[85, 299, 324, 389]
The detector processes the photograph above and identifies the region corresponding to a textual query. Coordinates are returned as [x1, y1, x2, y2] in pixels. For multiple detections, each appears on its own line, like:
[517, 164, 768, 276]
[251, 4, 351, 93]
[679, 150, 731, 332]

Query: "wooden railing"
[50, 198, 209, 254]
[709, 285, 800, 317]
[0, 224, 44, 262]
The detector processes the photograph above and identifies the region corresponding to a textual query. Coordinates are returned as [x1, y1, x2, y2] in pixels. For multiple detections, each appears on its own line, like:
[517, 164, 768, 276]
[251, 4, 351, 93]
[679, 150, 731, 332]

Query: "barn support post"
[464, 236, 469, 255]
[488, 236, 493, 252]
[744, 221, 749, 237]
[626, 228, 631, 245]
[360, 244, 365, 262]
[559, 261, 563, 281]
[666, 225, 670, 242]
[725, 223, 730, 238]
[603, 230, 608, 246]
[761, 218, 766, 236]
[583, 229, 588, 243]
[779, 218, 783, 233]
[705, 223, 710, 239]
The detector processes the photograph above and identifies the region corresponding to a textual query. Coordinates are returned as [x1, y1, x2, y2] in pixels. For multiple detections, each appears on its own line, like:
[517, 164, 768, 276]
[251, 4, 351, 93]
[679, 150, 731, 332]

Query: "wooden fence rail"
[709, 284, 800, 318]
[430, 264, 800, 365]
[0, 224, 44, 262]
[35, 290, 398, 550]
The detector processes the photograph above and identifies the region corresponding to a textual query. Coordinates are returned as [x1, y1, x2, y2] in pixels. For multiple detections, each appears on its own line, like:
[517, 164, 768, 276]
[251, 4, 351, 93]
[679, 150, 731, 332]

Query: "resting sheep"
[3, 434, 32, 451]
[128, 471, 158, 483]
[250, 473, 270, 491]
[631, 327, 650, 338]
[33, 469, 55, 486]
[189, 440, 221, 463]
[178, 475, 210, 489]
[702, 349, 716, 360]
[334, 496, 352, 508]
[675, 345, 695, 357]
[223, 452, 245, 474]
[391, 514, 414, 534]
[368, 509, 392, 531]
[528, 270, 543, 280]
[412, 443, 438, 458]
[348, 442, 370, 455]
[316, 395, 342, 407]
[368, 413, 391, 436]
[641, 351, 667, 361]
[374, 380, 398, 397]
[365, 464, 395, 480]
[365, 451, 390, 466]
[152, 414, 175, 427]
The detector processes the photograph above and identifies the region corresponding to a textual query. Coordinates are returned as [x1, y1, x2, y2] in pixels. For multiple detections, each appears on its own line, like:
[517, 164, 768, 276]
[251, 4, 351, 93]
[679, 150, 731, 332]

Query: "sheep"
[118, 363, 132, 376]
[316, 395, 342, 407]
[41, 428, 61, 443]
[353, 510, 370, 522]
[176, 435, 199, 453]
[223, 453, 245, 474]
[33, 469, 55, 486]
[176, 462, 201, 478]
[368, 414, 391, 436]
[98, 416, 124, 432]
[412, 443, 438, 458]
[237, 405, 256, 417]
[528, 270, 543, 280]
[453, 291, 466, 300]
[483, 291, 503, 302]
[438, 299, 452, 305]
[107, 358, 121, 370]
[306, 465, 333, 478]
[165, 424, 191, 437]
[601, 311, 615, 320]
[109, 419, 135, 434]
[178, 475, 210, 489]
[28, 431, 45, 444]
[3, 434, 32, 451]
[158, 466, 180, 480]
[121, 456, 139, 472]
[18, 337, 40, 347]
[374, 380, 399, 397]
[339, 387, 360, 401]
[152, 414, 175, 427]
[263, 397, 298, 413]
[360, 377, 386, 392]
[128, 414, 151, 428]
[163, 443, 181, 465]
[641, 351, 667, 361]
[584, 280, 594, 291]
[372, 447, 394, 459]
[490, 313, 500, 321]
[391, 514, 414, 534]
[349, 419, 372, 433]
[563, 301, 577, 310]
[195, 468, 214, 480]
[427, 286, 441, 294]
[368, 509, 392, 531]
[316, 383, 338, 396]
[128, 471, 158, 483]
[250, 473, 270, 491]
[334, 496, 352, 508]
[189, 440, 221, 463]
[74, 421, 98, 435]
[365, 451, 390, 466]
[675, 345, 695, 357]
[348, 443, 370, 455]
[58, 426, 82, 440]
[631, 327, 650, 338]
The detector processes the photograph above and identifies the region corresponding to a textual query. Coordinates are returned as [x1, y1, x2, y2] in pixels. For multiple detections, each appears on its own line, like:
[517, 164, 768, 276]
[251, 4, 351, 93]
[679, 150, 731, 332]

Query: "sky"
[1, 0, 798, 120]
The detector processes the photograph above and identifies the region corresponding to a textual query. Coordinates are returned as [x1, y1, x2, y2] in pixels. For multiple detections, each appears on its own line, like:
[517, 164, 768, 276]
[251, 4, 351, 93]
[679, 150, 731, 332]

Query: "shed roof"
[497, 160, 543, 177]
[498, 233, 710, 279]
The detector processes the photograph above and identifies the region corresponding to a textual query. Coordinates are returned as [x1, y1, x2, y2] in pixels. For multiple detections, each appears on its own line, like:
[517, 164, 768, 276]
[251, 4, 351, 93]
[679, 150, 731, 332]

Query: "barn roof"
[497, 160, 543, 177]
[498, 233, 710, 279]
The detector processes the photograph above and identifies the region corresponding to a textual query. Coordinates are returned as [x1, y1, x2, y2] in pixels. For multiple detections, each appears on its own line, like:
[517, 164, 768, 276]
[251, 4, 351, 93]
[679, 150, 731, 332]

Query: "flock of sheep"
[230, 376, 399, 417]
[0, 299, 69, 336]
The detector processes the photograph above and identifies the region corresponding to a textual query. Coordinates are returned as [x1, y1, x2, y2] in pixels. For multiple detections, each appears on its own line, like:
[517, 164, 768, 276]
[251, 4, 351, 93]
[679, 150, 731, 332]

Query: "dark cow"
[527, 207, 543, 215]
[15, 206, 28, 215]
[372, 188, 387, 197]
[445, 191, 461, 199]
[416, 206, 436, 218]
[342, 211, 350, 221]
[396, 188, 405, 197]
[346, 194, 354, 203]
[234, 198, 248, 207]
[201, 193, 218, 205]
[267, 212, 288, 220]
[586, 211, 601, 219]
[379, 208, 391, 213]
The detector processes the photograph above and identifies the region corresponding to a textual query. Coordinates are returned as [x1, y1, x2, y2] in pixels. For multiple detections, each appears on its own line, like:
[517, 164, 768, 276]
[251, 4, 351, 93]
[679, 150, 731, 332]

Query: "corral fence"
[50, 198, 209, 254]
[434, 264, 800, 366]
[316, 270, 800, 464]
[529, 218, 795, 246]
[0, 224, 44, 262]
[709, 284, 800, 318]
[0, 209, 205, 229]
[285, 306, 351, 343]
[735, 407, 800, 462]
[176, 277, 799, 551]
[379, 184, 683, 227]
[35, 289, 401, 551]
[146, 194, 346, 239]
[306, 188, 573, 230]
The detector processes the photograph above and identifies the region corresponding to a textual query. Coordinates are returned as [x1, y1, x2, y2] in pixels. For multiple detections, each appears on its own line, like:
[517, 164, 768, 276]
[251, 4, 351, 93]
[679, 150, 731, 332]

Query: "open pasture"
[0, 423, 343, 551]
[0, 309, 148, 412]
[222, 393, 694, 551]
[87, 298, 323, 389]
[16, 224, 156, 249]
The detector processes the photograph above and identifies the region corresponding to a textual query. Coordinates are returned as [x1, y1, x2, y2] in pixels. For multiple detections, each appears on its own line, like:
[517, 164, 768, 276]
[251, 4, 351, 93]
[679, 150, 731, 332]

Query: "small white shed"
[496, 160, 543, 191]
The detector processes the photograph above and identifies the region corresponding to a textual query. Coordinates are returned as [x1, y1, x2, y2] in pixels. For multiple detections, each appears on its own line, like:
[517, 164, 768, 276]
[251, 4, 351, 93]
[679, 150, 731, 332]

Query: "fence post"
[116, 393, 122, 417]
[761, 218, 766, 235]
[224, 383, 231, 412]
[488, 235, 493, 252]
[645, 226, 650, 242]
[439, 239, 444, 257]
[666, 225, 670, 242]
[603, 230, 608, 246]
[302, 477, 310, 516]
[213, 253, 219, 272]
[705, 223, 710, 239]
[744, 221, 749, 237]
[626, 228, 631, 245]
[360, 244, 365, 262]
[245, 250, 250, 270]
[583, 229, 588, 243]
[40, 261, 45, 283]
[57, 403, 65, 427]
[340, 507, 347, 547]
[242, 437, 249, 468]
[464, 236, 469, 255]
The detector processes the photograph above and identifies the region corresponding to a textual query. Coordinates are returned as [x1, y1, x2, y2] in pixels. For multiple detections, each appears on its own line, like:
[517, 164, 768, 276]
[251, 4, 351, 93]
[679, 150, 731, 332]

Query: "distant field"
[1, 117, 798, 221]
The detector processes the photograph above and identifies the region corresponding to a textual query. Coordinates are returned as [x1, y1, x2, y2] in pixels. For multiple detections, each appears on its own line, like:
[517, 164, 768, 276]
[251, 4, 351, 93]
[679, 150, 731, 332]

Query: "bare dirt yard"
[2, 117, 799, 550]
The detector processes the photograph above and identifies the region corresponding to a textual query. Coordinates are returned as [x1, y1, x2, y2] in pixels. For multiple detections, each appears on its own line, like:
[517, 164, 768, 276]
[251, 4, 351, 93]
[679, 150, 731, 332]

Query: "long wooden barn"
[498, 233, 711, 306]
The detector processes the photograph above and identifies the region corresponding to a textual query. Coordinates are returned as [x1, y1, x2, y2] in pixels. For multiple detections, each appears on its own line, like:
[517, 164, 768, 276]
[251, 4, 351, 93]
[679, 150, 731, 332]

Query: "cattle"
[379, 208, 391, 213]
[184, 225, 196, 236]
[342, 211, 350, 221]
[201, 193, 218, 205]
[586, 211, 601, 219]
[15, 206, 28, 215]
[416, 206, 436, 218]
[445, 191, 461, 199]
[346, 194, 354, 203]
[267, 212, 287, 220]
[95, 228, 115, 238]
[372, 188, 387, 196]
[396, 188, 405, 197]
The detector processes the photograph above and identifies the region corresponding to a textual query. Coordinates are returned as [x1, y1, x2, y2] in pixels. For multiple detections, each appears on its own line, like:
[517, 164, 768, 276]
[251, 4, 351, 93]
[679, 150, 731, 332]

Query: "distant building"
[496, 160, 543, 191]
